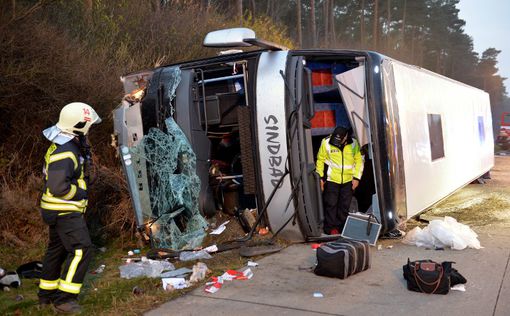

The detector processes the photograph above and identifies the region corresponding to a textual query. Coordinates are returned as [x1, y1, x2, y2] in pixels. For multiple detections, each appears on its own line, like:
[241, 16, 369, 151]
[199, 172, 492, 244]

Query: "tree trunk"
[201, 0, 210, 12]
[386, 0, 391, 51]
[400, 0, 406, 49]
[311, 0, 317, 47]
[324, 0, 329, 45]
[411, 26, 416, 63]
[360, 0, 365, 47]
[373, 0, 379, 49]
[330, 0, 335, 45]
[297, 0, 303, 48]
[235, 0, 243, 26]
[249, 0, 256, 17]
[84, 0, 93, 24]
[266, 0, 273, 19]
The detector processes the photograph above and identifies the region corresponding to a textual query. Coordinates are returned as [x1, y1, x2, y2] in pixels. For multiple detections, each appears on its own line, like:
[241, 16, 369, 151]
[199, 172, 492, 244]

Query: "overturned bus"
[113, 28, 494, 245]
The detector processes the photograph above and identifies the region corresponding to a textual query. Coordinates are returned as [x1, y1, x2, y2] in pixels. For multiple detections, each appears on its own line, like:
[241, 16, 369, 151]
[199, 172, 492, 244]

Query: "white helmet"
[56, 102, 101, 135]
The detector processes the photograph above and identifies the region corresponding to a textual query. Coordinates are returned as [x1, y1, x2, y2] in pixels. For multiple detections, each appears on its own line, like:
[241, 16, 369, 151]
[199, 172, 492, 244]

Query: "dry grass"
[422, 156, 510, 228]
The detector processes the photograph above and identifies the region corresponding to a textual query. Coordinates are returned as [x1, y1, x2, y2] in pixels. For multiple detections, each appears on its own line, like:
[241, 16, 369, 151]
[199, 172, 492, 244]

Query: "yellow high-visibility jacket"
[316, 136, 363, 184]
[40, 141, 88, 214]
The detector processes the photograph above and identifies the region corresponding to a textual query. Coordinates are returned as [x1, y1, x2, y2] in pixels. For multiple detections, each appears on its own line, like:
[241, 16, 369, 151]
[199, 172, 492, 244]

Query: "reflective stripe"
[41, 194, 87, 207]
[77, 179, 87, 190]
[61, 184, 77, 200]
[355, 163, 364, 179]
[40, 201, 85, 212]
[58, 280, 82, 294]
[66, 249, 83, 283]
[48, 152, 78, 170]
[39, 279, 59, 290]
[326, 160, 353, 170]
[58, 212, 72, 216]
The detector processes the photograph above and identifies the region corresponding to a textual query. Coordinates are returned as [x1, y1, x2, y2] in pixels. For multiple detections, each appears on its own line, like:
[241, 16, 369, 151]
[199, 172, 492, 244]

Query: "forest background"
[0, 0, 508, 248]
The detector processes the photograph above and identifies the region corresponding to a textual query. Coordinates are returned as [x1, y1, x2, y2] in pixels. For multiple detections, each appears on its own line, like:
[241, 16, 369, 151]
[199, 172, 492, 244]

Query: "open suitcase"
[314, 238, 370, 279]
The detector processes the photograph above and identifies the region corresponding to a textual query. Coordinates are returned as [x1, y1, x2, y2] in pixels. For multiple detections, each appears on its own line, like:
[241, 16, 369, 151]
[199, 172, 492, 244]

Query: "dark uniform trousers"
[38, 211, 93, 304]
[323, 181, 353, 233]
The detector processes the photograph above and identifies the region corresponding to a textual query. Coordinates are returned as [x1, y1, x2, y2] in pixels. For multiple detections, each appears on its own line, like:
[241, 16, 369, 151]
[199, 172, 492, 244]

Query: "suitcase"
[314, 238, 370, 279]
[341, 213, 382, 246]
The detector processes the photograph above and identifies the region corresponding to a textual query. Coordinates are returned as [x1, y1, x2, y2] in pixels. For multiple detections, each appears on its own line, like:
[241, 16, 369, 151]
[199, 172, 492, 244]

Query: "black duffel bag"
[314, 238, 370, 279]
[402, 259, 467, 295]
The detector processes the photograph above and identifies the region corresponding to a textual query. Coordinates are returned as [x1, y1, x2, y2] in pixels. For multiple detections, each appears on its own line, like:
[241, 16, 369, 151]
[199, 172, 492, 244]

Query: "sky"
[457, 0, 510, 87]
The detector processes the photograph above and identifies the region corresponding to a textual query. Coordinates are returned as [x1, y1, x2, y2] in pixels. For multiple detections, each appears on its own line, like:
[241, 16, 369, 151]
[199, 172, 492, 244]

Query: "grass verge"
[0, 217, 278, 315]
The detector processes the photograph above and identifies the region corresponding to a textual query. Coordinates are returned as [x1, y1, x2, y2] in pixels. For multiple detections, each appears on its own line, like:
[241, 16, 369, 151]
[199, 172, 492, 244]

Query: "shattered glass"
[129, 67, 208, 250]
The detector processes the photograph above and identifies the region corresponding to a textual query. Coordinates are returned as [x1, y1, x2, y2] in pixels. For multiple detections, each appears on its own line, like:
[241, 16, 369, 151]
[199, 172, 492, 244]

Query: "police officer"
[316, 126, 363, 235]
[38, 102, 101, 313]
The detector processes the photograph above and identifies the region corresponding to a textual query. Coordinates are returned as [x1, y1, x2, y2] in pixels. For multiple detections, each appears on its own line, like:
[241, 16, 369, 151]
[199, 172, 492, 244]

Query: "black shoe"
[381, 229, 404, 239]
[53, 300, 82, 314]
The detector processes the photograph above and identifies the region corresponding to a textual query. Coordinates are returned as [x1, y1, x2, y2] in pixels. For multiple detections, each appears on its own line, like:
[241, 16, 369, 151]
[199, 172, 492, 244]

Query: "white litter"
[162, 277, 188, 290]
[210, 221, 230, 235]
[313, 292, 324, 298]
[189, 262, 209, 283]
[402, 216, 481, 250]
[203, 245, 219, 253]
[451, 284, 466, 292]
[247, 261, 259, 267]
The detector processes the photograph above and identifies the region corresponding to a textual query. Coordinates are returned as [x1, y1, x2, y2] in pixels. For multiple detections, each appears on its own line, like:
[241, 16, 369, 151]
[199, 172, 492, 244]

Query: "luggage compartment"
[285, 52, 380, 241]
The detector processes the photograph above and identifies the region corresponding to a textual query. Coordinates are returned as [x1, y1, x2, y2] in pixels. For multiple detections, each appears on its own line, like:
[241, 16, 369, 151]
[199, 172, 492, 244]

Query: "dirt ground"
[420, 155, 510, 228]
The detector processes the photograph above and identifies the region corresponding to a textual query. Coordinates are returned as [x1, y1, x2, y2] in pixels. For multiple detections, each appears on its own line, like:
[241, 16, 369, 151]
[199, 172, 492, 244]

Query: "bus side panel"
[256, 51, 304, 241]
[390, 61, 494, 218]
[379, 59, 407, 224]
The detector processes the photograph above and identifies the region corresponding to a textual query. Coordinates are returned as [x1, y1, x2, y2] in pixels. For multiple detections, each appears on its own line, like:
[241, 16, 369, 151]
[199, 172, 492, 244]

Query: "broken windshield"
[127, 67, 207, 249]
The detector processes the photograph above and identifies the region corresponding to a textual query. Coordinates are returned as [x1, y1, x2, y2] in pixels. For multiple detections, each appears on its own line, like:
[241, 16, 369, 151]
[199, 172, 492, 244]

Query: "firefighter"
[316, 126, 363, 235]
[38, 102, 101, 313]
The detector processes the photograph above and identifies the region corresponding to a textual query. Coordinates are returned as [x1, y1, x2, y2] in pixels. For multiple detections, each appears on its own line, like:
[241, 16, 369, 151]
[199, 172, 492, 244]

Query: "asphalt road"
[147, 156, 510, 316]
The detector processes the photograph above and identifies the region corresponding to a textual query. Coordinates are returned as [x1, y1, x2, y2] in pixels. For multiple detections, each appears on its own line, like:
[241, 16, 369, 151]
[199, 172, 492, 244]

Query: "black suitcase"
[314, 238, 370, 279]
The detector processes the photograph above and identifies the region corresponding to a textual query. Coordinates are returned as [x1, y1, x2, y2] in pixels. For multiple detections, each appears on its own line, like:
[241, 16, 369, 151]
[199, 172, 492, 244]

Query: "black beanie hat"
[332, 126, 348, 138]
[329, 126, 348, 148]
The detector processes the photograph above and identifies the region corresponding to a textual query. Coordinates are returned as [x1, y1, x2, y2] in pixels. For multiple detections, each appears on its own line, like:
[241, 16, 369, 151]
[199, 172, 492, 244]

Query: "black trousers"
[38, 211, 93, 304]
[323, 181, 353, 233]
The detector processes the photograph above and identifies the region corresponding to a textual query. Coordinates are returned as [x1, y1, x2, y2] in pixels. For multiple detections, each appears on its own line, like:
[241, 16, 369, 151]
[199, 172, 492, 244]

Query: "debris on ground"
[240, 244, 282, 257]
[313, 292, 324, 298]
[16, 261, 43, 279]
[161, 267, 193, 278]
[247, 261, 258, 267]
[203, 244, 218, 253]
[0, 271, 21, 289]
[451, 284, 466, 292]
[132, 286, 144, 295]
[91, 264, 106, 274]
[162, 277, 188, 291]
[189, 262, 210, 283]
[210, 221, 230, 235]
[402, 216, 481, 250]
[179, 249, 213, 261]
[258, 227, 269, 236]
[204, 268, 254, 294]
[119, 258, 175, 279]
